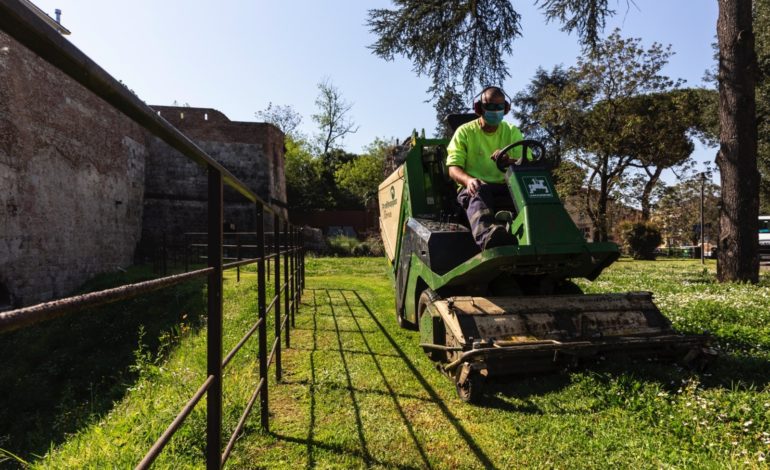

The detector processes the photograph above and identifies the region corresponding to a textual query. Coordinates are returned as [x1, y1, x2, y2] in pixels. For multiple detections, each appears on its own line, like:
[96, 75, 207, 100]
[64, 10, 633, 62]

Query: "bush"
[326, 234, 385, 257]
[618, 221, 662, 260]
[361, 235, 385, 257]
[327, 235, 360, 256]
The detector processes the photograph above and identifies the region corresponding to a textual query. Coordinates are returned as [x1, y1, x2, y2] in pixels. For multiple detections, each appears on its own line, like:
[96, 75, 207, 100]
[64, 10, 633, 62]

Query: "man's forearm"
[448, 166, 472, 187]
[448, 165, 482, 196]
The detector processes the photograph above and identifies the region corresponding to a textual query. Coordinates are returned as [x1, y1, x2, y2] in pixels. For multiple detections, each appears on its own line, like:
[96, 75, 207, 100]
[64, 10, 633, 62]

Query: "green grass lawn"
[5, 258, 770, 468]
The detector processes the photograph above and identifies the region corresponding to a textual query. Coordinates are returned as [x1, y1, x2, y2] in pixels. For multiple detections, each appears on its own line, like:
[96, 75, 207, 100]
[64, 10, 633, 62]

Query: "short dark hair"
[482, 86, 506, 102]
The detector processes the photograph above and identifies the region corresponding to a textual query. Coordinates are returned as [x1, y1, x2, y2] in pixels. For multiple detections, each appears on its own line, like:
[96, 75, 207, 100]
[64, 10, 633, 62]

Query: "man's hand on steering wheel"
[490, 149, 510, 167]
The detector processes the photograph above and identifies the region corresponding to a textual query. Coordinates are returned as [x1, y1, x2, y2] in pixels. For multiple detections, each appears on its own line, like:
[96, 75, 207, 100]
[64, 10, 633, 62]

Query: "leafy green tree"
[368, 0, 760, 281]
[312, 79, 359, 157]
[568, 30, 681, 241]
[255, 102, 303, 139]
[434, 85, 468, 138]
[319, 148, 360, 209]
[552, 160, 587, 200]
[617, 221, 663, 260]
[334, 139, 391, 207]
[513, 65, 589, 168]
[621, 91, 704, 220]
[284, 137, 331, 210]
[367, 0, 624, 98]
[511, 66, 589, 200]
[685, 87, 719, 145]
[652, 174, 720, 248]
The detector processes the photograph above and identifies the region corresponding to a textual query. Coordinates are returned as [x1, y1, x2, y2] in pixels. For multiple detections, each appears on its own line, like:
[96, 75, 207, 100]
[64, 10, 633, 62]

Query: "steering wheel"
[493, 139, 546, 172]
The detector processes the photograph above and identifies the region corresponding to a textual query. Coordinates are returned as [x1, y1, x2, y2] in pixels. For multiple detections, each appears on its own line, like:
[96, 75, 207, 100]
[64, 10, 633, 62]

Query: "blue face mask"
[483, 110, 504, 126]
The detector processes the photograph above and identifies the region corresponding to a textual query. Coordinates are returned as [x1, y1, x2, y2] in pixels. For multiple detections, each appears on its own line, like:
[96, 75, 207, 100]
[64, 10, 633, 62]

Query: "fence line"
[0, 1, 307, 468]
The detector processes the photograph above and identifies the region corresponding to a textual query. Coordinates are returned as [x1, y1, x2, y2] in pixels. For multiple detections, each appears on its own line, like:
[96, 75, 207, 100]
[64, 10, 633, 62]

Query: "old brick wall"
[141, 106, 286, 256]
[0, 31, 146, 307]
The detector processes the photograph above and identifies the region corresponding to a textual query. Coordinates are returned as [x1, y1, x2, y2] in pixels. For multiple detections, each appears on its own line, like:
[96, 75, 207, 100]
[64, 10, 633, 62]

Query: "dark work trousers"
[457, 183, 514, 249]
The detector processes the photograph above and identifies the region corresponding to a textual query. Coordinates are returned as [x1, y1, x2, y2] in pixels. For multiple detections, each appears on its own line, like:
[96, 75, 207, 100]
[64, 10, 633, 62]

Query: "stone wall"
[0, 33, 287, 308]
[0, 31, 146, 307]
[140, 106, 286, 256]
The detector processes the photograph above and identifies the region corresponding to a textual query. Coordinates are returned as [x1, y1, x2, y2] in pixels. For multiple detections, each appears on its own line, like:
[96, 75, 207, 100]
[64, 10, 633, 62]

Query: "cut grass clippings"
[10, 258, 770, 468]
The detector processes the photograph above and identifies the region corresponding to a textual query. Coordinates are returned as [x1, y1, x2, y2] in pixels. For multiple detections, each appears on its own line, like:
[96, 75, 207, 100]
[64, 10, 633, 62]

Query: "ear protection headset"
[472, 86, 512, 116]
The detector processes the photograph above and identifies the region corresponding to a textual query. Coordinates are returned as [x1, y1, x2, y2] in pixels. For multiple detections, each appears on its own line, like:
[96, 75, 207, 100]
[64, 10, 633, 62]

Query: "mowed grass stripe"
[28, 258, 770, 468]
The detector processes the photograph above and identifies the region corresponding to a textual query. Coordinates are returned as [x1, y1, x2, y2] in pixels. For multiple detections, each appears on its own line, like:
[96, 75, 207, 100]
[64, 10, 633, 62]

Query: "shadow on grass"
[345, 289, 769, 415]
[273, 287, 770, 469]
[698, 349, 770, 390]
[286, 288, 498, 469]
[270, 288, 500, 469]
[484, 343, 770, 403]
[0, 266, 205, 465]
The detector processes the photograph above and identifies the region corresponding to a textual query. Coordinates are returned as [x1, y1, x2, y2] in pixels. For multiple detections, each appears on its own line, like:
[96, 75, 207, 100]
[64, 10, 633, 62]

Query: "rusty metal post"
[162, 232, 168, 276]
[291, 227, 297, 327]
[206, 168, 223, 470]
[273, 214, 281, 382]
[283, 221, 290, 348]
[256, 205, 269, 430]
[275, 221, 291, 348]
[298, 228, 304, 297]
[700, 172, 706, 265]
[236, 235, 241, 282]
[296, 228, 301, 313]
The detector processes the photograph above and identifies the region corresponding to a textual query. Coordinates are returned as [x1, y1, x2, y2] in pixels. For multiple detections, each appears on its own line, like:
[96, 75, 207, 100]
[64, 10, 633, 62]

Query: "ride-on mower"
[378, 126, 714, 403]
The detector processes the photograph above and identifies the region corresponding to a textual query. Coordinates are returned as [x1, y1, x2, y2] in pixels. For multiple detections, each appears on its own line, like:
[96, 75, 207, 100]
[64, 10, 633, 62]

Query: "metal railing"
[184, 231, 283, 282]
[0, 1, 306, 468]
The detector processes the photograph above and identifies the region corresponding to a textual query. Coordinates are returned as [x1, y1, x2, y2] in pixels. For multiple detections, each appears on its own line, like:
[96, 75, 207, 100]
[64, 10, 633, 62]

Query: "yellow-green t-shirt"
[446, 119, 526, 184]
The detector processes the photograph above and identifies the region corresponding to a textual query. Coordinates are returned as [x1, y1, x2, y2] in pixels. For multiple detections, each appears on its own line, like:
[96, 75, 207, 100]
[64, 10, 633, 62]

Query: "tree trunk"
[716, 0, 760, 282]
[640, 167, 663, 221]
[596, 169, 610, 242]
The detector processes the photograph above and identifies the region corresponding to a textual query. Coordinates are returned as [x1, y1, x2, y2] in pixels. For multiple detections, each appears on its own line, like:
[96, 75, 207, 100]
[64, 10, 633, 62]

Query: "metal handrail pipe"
[220, 377, 264, 467]
[264, 312, 290, 364]
[135, 374, 215, 470]
[266, 294, 279, 316]
[0, 0, 280, 209]
[222, 317, 265, 370]
[192, 246, 283, 259]
[197, 252, 280, 267]
[0, 268, 212, 333]
[268, 336, 280, 367]
[223, 258, 259, 270]
[185, 232, 284, 236]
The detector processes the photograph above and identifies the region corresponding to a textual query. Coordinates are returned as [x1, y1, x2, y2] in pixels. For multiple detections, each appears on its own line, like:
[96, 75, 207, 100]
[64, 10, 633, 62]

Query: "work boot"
[483, 226, 516, 250]
[495, 210, 514, 232]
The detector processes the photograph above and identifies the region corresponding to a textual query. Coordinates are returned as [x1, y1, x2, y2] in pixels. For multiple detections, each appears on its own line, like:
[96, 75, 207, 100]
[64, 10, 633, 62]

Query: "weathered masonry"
[0, 30, 146, 307]
[141, 106, 287, 256]
[0, 31, 286, 308]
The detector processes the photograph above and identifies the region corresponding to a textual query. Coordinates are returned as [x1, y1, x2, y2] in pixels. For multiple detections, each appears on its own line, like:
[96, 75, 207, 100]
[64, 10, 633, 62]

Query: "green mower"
[378, 127, 714, 403]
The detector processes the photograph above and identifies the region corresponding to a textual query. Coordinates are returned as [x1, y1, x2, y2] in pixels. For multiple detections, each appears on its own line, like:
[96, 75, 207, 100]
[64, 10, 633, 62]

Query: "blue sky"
[30, 0, 719, 180]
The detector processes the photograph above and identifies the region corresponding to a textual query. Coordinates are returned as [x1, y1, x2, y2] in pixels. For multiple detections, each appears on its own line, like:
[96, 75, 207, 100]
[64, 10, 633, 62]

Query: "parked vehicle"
[760, 215, 770, 259]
